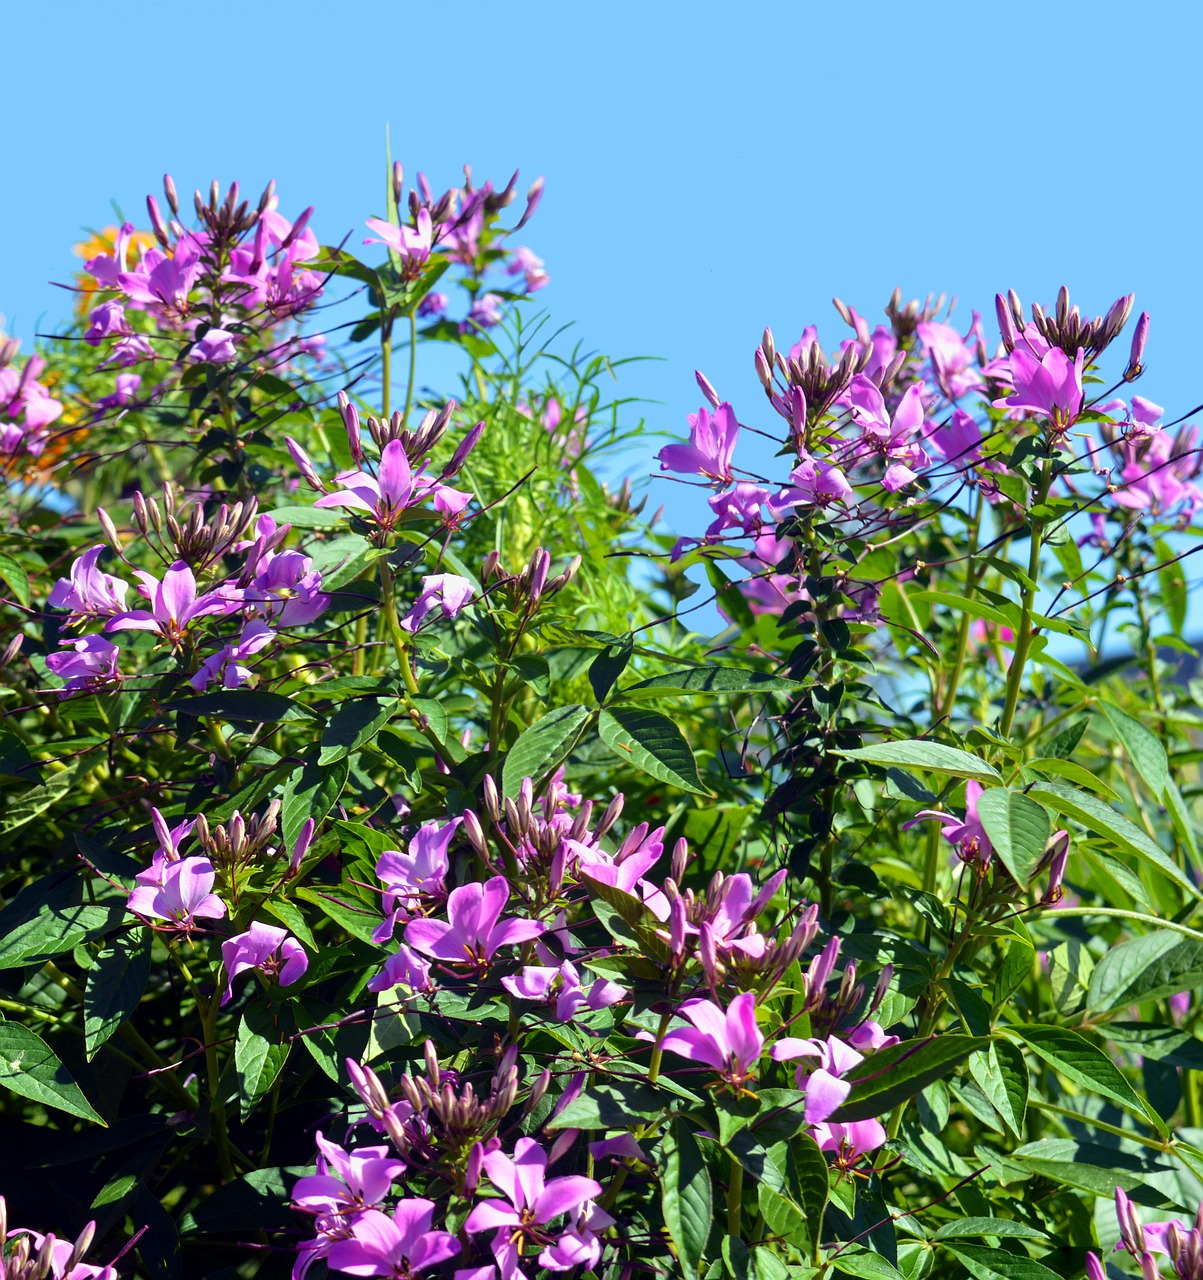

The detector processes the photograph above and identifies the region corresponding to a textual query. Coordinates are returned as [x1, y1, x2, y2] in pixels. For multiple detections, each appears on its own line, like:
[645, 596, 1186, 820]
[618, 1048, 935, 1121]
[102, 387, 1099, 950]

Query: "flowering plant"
[0, 159, 1201, 1280]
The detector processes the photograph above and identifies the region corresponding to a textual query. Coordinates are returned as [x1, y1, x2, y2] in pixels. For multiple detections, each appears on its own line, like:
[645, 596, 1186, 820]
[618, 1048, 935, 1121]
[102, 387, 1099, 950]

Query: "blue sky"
[5, 0, 1202, 567]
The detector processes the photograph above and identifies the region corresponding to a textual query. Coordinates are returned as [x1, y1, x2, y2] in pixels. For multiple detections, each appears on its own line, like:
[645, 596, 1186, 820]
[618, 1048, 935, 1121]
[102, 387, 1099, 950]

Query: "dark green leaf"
[933, 1219, 1047, 1241]
[501, 704, 590, 798]
[0, 1023, 105, 1123]
[942, 1243, 1063, 1280]
[0, 874, 126, 970]
[166, 691, 317, 724]
[588, 635, 634, 704]
[618, 666, 804, 700]
[85, 929, 151, 1059]
[968, 1042, 1027, 1139]
[598, 707, 708, 795]
[975, 789, 1050, 884]
[1086, 930, 1203, 1013]
[1009, 1025, 1146, 1114]
[546, 1078, 668, 1130]
[836, 743, 1001, 783]
[318, 696, 397, 764]
[831, 1035, 989, 1122]
[281, 752, 349, 851]
[1026, 781, 1201, 900]
[0, 552, 30, 607]
[662, 1119, 711, 1278]
[235, 1004, 291, 1120]
[1103, 703, 1169, 797]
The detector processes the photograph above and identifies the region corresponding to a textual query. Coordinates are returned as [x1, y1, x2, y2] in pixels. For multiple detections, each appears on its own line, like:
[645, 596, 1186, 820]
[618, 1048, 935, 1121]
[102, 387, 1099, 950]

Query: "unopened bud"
[463, 808, 487, 855]
[442, 420, 484, 479]
[695, 369, 720, 408]
[482, 774, 501, 821]
[97, 506, 122, 555]
[0, 633, 23, 671]
[514, 176, 544, 230]
[163, 173, 179, 216]
[1126, 311, 1150, 380]
[995, 292, 1016, 351]
[392, 160, 404, 207]
[146, 195, 170, 248]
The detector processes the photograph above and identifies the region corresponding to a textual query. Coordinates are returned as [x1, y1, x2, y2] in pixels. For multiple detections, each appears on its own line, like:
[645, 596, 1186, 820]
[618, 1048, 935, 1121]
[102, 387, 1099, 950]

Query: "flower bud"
[695, 369, 720, 408]
[392, 160, 404, 207]
[146, 195, 170, 248]
[441, 421, 484, 480]
[1126, 311, 1150, 380]
[514, 176, 544, 230]
[163, 173, 179, 216]
[995, 293, 1017, 351]
[0, 633, 23, 672]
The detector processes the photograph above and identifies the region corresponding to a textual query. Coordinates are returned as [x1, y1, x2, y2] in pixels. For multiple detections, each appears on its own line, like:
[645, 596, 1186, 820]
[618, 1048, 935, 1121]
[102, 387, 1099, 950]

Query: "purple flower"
[417, 291, 448, 319]
[47, 546, 129, 622]
[903, 780, 992, 869]
[771, 452, 855, 511]
[84, 300, 132, 346]
[292, 1132, 405, 1219]
[367, 944, 433, 995]
[191, 327, 238, 364]
[462, 292, 504, 331]
[994, 345, 1084, 430]
[126, 855, 226, 929]
[846, 377, 929, 491]
[326, 1199, 460, 1277]
[771, 1034, 864, 1121]
[463, 1137, 603, 1276]
[399, 574, 474, 633]
[190, 619, 275, 691]
[658, 991, 764, 1090]
[106, 561, 239, 647]
[372, 818, 459, 942]
[506, 246, 549, 292]
[404, 876, 544, 970]
[658, 401, 739, 487]
[502, 960, 626, 1022]
[220, 921, 307, 1005]
[364, 210, 434, 269]
[45, 636, 121, 695]
[916, 320, 984, 400]
[812, 1118, 887, 1167]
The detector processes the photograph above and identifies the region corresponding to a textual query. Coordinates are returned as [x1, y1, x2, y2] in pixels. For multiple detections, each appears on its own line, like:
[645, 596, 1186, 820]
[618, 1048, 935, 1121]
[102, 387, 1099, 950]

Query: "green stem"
[648, 1011, 672, 1086]
[727, 1155, 744, 1238]
[403, 313, 417, 426]
[1032, 905, 1203, 942]
[381, 322, 392, 419]
[179, 957, 236, 1182]
[379, 563, 420, 695]
[999, 458, 1055, 740]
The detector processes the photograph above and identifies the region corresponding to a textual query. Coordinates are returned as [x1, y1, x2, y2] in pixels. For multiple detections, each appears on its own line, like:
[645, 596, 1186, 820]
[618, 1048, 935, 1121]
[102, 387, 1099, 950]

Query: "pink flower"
[811, 1118, 887, 1166]
[367, 944, 433, 995]
[658, 991, 764, 1090]
[372, 819, 460, 942]
[191, 327, 238, 364]
[47, 546, 129, 622]
[126, 856, 226, 929]
[903, 780, 992, 869]
[292, 1132, 405, 1218]
[326, 1199, 460, 1277]
[994, 346, 1084, 430]
[106, 561, 239, 646]
[770, 452, 855, 510]
[45, 636, 121, 695]
[771, 1034, 864, 1121]
[364, 210, 434, 269]
[464, 1137, 604, 1276]
[399, 575, 474, 633]
[404, 876, 544, 970]
[658, 401, 739, 487]
[190, 619, 275, 691]
[220, 921, 307, 1005]
[502, 960, 626, 1022]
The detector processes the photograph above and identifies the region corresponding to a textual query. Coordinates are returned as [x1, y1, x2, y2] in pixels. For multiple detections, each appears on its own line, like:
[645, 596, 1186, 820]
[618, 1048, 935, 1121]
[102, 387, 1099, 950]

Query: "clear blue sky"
[5, 0, 1203, 569]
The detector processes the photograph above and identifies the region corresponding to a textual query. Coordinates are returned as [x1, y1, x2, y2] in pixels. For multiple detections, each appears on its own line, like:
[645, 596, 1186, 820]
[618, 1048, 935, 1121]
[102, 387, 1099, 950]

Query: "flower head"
[220, 922, 308, 1005]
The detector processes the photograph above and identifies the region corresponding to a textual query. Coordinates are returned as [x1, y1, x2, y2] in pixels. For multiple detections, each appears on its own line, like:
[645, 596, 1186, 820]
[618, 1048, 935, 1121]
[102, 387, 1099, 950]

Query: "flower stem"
[999, 458, 1054, 740]
[379, 562, 420, 696]
[727, 1154, 744, 1238]
[403, 312, 417, 426]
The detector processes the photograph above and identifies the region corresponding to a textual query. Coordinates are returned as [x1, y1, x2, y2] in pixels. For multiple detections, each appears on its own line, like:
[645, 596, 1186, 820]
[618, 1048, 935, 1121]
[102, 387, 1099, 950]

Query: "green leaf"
[0, 552, 30, 607]
[0, 758, 88, 839]
[1008, 1025, 1146, 1115]
[1103, 703, 1169, 797]
[281, 752, 349, 852]
[588, 634, 634, 704]
[1026, 781, 1202, 900]
[968, 1042, 1028, 1139]
[1086, 930, 1203, 1013]
[832, 1248, 907, 1280]
[661, 1119, 711, 1278]
[0, 873, 126, 970]
[166, 691, 316, 724]
[993, 932, 1036, 1007]
[501, 704, 590, 799]
[933, 1219, 1047, 1241]
[235, 1004, 291, 1120]
[974, 789, 1050, 884]
[511, 654, 551, 698]
[617, 666, 804, 700]
[266, 505, 346, 528]
[1023, 756, 1119, 800]
[831, 1035, 989, 1121]
[0, 1022, 105, 1123]
[178, 1165, 311, 1233]
[598, 707, 708, 795]
[318, 696, 397, 764]
[835, 742, 1001, 784]
[295, 886, 381, 944]
[85, 930, 152, 1059]
[941, 1243, 1063, 1280]
[546, 1078, 668, 1130]
[262, 896, 317, 951]
[721, 1238, 791, 1280]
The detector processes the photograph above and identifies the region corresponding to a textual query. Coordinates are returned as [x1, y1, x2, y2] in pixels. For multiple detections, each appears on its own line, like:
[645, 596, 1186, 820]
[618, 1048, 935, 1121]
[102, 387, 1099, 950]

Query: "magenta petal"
[485, 918, 545, 956]
[403, 918, 458, 960]
[463, 1201, 520, 1233]
[531, 1174, 602, 1224]
[659, 1027, 726, 1070]
[377, 440, 414, 508]
[804, 1068, 852, 1123]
